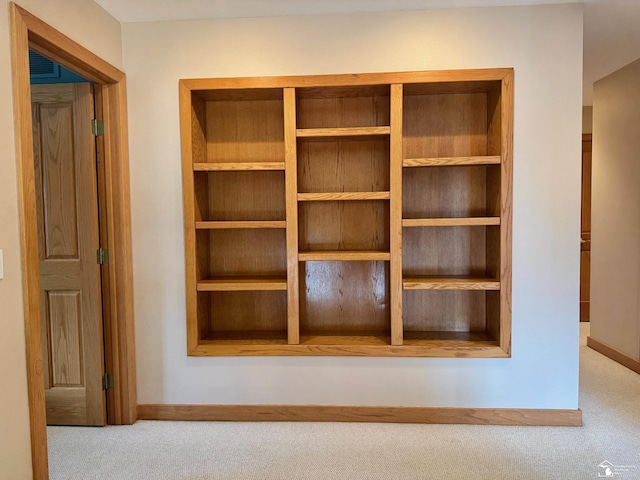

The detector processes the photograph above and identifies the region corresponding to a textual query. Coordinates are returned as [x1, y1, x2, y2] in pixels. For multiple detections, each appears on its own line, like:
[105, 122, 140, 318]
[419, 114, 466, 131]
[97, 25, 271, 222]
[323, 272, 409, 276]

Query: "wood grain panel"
[403, 277, 500, 290]
[297, 127, 390, 138]
[403, 93, 487, 159]
[138, 404, 582, 426]
[207, 291, 287, 333]
[299, 201, 389, 251]
[298, 251, 390, 261]
[207, 229, 287, 277]
[205, 98, 284, 163]
[403, 156, 500, 167]
[300, 261, 389, 333]
[195, 221, 286, 229]
[182, 69, 512, 92]
[390, 84, 404, 346]
[39, 102, 79, 258]
[204, 171, 286, 221]
[296, 90, 389, 129]
[298, 192, 390, 201]
[402, 226, 488, 276]
[284, 88, 300, 344]
[193, 162, 285, 171]
[404, 290, 487, 332]
[298, 138, 390, 193]
[403, 217, 500, 227]
[403, 166, 488, 218]
[498, 71, 514, 355]
[46, 291, 83, 387]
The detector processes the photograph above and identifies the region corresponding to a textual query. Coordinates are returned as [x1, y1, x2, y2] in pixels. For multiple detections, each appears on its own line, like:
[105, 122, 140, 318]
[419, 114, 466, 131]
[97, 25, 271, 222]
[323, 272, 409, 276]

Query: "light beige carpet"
[48, 324, 640, 479]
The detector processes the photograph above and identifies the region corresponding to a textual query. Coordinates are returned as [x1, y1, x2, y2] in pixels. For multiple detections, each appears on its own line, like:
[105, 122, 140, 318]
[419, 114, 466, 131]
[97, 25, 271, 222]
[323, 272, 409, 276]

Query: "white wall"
[124, 4, 583, 409]
[591, 58, 640, 362]
[0, 1, 121, 478]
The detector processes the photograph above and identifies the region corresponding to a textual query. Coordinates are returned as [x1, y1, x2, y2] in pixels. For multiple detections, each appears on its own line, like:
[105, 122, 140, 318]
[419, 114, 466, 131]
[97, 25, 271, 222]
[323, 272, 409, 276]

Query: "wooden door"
[31, 83, 106, 426]
[581, 134, 592, 321]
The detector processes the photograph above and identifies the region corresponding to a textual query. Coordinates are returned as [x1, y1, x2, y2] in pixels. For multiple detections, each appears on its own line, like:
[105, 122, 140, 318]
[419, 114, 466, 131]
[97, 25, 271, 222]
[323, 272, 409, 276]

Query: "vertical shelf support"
[284, 88, 300, 344]
[499, 72, 514, 355]
[390, 84, 404, 346]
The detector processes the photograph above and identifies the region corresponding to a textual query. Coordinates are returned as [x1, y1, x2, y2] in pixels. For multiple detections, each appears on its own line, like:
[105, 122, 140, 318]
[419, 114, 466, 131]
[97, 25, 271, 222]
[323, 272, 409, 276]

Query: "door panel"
[32, 83, 106, 426]
[580, 135, 592, 322]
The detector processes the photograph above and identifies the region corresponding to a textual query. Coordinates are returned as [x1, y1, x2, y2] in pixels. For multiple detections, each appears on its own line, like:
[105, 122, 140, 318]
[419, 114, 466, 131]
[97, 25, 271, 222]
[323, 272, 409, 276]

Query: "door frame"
[9, 4, 136, 479]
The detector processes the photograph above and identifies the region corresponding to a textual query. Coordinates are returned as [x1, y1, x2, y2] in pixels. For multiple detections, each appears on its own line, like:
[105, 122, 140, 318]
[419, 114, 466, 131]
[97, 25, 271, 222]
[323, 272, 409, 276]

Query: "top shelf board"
[296, 84, 390, 99]
[403, 156, 501, 167]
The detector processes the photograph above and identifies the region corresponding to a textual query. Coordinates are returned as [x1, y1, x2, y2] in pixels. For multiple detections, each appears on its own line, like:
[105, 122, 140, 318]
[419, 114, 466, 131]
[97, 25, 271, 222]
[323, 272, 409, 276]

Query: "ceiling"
[94, 0, 640, 105]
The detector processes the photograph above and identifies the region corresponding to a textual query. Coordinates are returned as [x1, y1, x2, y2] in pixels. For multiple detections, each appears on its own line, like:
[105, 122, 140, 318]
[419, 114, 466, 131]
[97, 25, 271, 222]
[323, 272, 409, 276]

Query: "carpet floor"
[48, 324, 640, 479]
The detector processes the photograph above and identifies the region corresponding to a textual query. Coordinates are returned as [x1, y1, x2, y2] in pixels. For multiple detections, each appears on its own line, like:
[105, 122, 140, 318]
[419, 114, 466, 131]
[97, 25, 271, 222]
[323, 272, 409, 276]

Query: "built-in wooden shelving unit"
[180, 69, 513, 357]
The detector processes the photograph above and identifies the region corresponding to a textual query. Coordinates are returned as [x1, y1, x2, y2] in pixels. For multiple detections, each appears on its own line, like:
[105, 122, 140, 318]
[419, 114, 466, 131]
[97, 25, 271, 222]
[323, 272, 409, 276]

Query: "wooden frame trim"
[138, 404, 582, 426]
[9, 4, 136, 479]
[587, 336, 640, 375]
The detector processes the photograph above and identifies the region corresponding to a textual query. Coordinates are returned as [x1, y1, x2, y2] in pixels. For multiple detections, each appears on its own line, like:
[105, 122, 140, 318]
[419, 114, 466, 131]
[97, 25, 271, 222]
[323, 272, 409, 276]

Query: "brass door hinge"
[91, 119, 104, 136]
[96, 247, 109, 265]
[102, 373, 114, 390]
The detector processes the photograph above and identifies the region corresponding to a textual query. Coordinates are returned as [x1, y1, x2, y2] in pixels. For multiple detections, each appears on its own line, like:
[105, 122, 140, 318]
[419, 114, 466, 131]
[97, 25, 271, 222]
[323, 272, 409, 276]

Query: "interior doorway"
[31, 69, 108, 426]
[10, 4, 137, 479]
[580, 134, 592, 322]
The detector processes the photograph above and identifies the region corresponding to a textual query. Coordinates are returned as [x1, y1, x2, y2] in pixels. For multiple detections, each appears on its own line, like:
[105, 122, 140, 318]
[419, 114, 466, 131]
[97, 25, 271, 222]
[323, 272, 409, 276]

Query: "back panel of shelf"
[191, 89, 285, 164]
[194, 170, 285, 221]
[299, 260, 390, 336]
[296, 85, 390, 129]
[197, 290, 288, 343]
[195, 229, 287, 278]
[299, 200, 390, 252]
[402, 225, 500, 278]
[297, 138, 390, 193]
[403, 165, 501, 219]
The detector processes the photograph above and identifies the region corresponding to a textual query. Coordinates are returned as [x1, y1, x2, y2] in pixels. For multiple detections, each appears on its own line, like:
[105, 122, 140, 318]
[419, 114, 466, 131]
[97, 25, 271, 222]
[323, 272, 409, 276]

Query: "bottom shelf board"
[200, 330, 288, 345]
[192, 330, 505, 357]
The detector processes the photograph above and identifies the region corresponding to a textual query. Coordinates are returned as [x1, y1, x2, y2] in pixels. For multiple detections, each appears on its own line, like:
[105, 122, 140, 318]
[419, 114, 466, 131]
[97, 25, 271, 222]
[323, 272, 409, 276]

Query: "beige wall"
[583, 106, 593, 134]
[591, 58, 640, 362]
[124, 4, 583, 409]
[0, 1, 121, 478]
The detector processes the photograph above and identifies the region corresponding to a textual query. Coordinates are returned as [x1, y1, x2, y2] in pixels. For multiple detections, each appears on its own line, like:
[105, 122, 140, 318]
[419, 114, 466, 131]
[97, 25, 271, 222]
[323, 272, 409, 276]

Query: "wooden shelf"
[200, 330, 288, 345]
[193, 162, 285, 171]
[298, 192, 390, 202]
[181, 69, 513, 358]
[402, 217, 500, 227]
[299, 331, 390, 346]
[197, 277, 287, 291]
[297, 126, 391, 139]
[403, 156, 501, 167]
[403, 331, 499, 348]
[195, 221, 286, 229]
[298, 251, 391, 261]
[403, 277, 500, 290]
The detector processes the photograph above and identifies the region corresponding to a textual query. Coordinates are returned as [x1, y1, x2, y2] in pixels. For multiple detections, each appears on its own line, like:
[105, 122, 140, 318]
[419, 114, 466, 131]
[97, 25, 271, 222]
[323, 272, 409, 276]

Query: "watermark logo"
[598, 460, 637, 477]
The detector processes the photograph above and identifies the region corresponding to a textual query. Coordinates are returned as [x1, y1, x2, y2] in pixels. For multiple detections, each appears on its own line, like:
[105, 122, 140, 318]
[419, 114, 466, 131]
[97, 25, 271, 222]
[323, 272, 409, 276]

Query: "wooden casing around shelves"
[180, 69, 513, 357]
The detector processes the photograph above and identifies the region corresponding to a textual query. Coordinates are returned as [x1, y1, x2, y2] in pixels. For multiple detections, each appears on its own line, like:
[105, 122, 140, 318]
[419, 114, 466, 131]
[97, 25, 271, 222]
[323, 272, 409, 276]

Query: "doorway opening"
[10, 4, 136, 479]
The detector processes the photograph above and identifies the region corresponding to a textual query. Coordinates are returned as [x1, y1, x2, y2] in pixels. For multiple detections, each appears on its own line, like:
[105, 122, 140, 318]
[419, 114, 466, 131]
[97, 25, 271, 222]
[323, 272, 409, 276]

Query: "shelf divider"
[284, 88, 300, 345]
[402, 277, 500, 290]
[402, 217, 500, 227]
[390, 83, 404, 346]
[296, 126, 391, 138]
[299, 251, 391, 261]
[197, 277, 288, 291]
[195, 220, 286, 229]
[193, 162, 285, 171]
[403, 156, 501, 167]
[298, 192, 390, 202]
